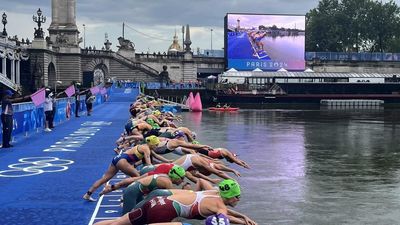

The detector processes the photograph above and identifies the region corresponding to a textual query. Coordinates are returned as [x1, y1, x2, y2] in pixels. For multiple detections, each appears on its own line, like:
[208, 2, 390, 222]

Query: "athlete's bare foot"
[83, 193, 97, 202]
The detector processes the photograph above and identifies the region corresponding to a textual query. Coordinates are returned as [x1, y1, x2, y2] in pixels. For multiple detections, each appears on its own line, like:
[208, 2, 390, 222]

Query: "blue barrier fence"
[0, 90, 110, 142]
[117, 81, 204, 90]
[306, 52, 400, 62]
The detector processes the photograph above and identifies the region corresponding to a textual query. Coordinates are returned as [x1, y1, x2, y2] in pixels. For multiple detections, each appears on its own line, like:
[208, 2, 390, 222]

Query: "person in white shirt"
[44, 90, 53, 132]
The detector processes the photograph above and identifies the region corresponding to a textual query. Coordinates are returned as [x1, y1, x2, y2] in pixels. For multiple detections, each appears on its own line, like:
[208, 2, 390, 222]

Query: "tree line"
[306, 0, 400, 52]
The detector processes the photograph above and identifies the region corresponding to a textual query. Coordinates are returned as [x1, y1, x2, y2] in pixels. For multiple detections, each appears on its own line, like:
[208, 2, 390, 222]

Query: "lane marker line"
[88, 194, 105, 225]
[88, 178, 124, 225]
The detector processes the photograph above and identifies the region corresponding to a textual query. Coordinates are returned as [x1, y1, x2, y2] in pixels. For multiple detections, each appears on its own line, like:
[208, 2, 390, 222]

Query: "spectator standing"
[49, 92, 59, 129]
[1, 90, 30, 148]
[44, 89, 53, 132]
[75, 88, 80, 118]
[1, 90, 14, 148]
[85, 91, 95, 116]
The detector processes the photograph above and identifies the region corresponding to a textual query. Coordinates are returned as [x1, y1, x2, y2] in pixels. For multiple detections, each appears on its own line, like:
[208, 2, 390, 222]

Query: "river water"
[181, 107, 400, 225]
[262, 36, 305, 61]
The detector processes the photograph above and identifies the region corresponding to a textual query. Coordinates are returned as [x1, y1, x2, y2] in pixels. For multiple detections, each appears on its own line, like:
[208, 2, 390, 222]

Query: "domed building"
[167, 31, 182, 54]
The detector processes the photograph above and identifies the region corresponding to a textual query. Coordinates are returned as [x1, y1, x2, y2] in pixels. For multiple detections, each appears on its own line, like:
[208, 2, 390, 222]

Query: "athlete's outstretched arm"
[150, 223, 186, 225]
[151, 151, 173, 163]
[192, 171, 220, 184]
[184, 171, 199, 183]
[213, 163, 241, 177]
[93, 213, 131, 225]
[207, 166, 232, 180]
[194, 178, 214, 191]
[228, 209, 258, 225]
[179, 146, 196, 154]
[142, 146, 153, 165]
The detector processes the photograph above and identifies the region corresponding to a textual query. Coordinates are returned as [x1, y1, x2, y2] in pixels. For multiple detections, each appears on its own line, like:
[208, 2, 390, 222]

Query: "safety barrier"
[116, 81, 204, 90]
[306, 52, 400, 62]
[0, 90, 110, 142]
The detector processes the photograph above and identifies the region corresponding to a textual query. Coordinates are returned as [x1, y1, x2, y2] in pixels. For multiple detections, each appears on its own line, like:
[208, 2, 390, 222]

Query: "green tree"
[337, 0, 372, 52]
[365, 0, 400, 52]
[306, 0, 400, 52]
[306, 0, 342, 51]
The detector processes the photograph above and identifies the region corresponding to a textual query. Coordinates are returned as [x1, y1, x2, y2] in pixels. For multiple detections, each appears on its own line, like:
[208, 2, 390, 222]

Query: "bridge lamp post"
[181, 26, 184, 52]
[83, 24, 86, 48]
[1, 12, 7, 37]
[32, 8, 46, 38]
[210, 28, 213, 56]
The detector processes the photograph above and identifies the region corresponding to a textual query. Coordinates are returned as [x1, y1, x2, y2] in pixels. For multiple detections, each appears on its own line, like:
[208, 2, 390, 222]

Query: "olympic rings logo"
[0, 157, 74, 178]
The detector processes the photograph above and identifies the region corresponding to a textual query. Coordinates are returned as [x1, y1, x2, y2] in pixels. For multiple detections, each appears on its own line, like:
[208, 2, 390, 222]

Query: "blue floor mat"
[0, 87, 138, 225]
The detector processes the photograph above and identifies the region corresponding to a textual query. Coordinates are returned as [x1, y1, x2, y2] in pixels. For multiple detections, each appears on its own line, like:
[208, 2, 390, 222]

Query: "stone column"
[51, 0, 59, 26]
[11, 59, 15, 83]
[68, 0, 76, 25]
[1, 57, 5, 75]
[16, 60, 20, 84]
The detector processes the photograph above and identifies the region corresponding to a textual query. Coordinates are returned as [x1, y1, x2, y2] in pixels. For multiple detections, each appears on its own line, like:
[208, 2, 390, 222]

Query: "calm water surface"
[262, 36, 305, 61]
[181, 108, 400, 225]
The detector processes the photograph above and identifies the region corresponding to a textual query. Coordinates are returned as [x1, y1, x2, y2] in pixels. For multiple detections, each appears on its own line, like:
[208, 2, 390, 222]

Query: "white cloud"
[3, 0, 400, 52]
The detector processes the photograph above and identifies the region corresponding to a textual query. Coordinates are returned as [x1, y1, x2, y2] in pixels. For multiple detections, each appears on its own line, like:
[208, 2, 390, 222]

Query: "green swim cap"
[168, 165, 186, 180]
[218, 179, 241, 199]
[146, 118, 155, 125]
[146, 118, 160, 129]
[192, 140, 200, 144]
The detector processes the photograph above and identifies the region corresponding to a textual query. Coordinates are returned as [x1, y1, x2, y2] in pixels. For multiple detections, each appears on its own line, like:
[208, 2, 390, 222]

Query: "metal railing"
[145, 94, 189, 110]
[306, 52, 400, 62]
[113, 53, 159, 76]
[80, 49, 160, 77]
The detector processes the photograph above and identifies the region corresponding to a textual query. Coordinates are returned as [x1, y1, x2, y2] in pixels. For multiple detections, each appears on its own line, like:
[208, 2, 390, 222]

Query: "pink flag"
[191, 92, 203, 112]
[65, 85, 76, 97]
[90, 86, 100, 95]
[100, 87, 107, 95]
[30, 88, 46, 107]
[186, 92, 194, 109]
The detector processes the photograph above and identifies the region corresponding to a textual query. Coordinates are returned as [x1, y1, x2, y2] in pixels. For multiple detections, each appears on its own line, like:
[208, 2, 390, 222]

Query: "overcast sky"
[1, 0, 398, 53]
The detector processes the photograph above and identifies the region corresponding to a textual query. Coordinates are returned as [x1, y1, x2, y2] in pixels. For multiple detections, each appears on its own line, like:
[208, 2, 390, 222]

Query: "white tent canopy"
[277, 68, 288, 72]
[304, 68, 315, 73]
[207, 75, 217, 79]
[226, 68, 238, 72]
[253, 68, 263, 72]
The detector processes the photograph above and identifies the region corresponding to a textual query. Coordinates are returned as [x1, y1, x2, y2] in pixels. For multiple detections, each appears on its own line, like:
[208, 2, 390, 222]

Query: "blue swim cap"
[205, 214, 230, 225]
[174, 130, 185, 138]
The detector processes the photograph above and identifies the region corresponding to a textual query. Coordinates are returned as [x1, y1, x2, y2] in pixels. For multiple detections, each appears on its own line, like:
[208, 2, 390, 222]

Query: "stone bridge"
[0, 37, 30, 91]
[23, 45, 224, 93]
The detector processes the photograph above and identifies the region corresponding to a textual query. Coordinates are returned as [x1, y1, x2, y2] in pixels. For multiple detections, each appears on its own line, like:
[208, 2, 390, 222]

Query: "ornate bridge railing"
[113, 52, 159, 77]
[0, 37, 30, 91]
[81, 49, 160, 78]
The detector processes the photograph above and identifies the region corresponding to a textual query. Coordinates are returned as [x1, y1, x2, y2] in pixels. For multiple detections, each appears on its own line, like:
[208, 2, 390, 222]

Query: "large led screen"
[225, 13, 305, 71]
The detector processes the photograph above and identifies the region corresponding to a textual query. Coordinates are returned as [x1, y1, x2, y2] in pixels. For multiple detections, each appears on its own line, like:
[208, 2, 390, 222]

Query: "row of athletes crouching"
[83, 94, 258, 225]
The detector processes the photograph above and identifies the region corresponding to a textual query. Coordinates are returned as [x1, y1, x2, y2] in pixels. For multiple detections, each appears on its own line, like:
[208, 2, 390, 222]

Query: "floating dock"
[320, 99, 384, 107]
